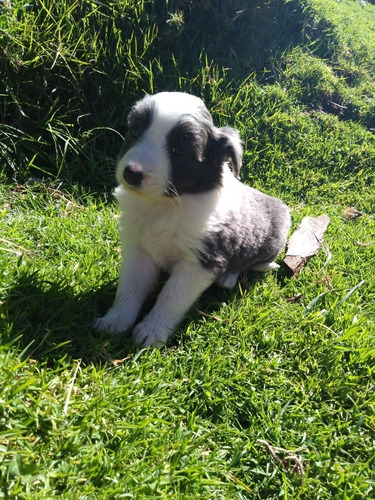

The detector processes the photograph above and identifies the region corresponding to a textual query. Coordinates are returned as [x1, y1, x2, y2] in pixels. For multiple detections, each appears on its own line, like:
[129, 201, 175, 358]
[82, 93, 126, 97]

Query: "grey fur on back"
[198, 182, 291, 276]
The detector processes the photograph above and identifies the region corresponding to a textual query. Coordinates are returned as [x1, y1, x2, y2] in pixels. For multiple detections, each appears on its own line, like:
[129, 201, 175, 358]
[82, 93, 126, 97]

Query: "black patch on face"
[118, 98, 154, 160]
[165, 116, 221, 195]
[166, 106, 244, 196]
[166, 113, 227, 195]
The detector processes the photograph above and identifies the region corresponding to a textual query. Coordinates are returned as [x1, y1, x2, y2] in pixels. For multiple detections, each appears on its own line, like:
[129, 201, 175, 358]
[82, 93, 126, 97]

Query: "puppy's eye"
[172, 147, 187, 157]
[130, 126, 141, 138]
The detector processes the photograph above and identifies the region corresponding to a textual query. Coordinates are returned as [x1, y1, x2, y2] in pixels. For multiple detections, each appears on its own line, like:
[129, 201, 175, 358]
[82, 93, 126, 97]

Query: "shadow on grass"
[150, 0, 306, 86]
[1, 271, 135, 365]
[2, 267, 289, 364]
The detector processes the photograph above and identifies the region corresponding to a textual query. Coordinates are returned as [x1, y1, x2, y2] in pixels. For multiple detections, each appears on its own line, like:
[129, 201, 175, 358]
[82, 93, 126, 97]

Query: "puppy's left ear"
[217, 126, 243, 178]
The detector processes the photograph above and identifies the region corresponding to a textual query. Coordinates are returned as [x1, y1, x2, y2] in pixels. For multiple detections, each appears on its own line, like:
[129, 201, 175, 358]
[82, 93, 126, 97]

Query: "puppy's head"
[116, 92, 243, 197]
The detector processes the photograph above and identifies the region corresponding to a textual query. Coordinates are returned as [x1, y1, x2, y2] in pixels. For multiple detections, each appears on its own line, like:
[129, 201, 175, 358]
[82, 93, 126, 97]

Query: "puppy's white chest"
[140, 222, 192, 269]
[122, 198, 198, 269]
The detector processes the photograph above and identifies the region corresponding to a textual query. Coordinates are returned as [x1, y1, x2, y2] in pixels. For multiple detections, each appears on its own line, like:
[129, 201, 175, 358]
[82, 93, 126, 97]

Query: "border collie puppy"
[94, 92, 291, 346]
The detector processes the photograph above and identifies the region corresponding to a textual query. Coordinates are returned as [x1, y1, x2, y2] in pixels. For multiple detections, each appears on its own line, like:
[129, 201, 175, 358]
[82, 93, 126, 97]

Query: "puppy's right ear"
[217, 126, 243, 178]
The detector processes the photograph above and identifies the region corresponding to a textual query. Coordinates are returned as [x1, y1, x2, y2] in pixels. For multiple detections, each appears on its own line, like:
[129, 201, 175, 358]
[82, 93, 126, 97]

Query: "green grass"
[1, 0, 375, 498]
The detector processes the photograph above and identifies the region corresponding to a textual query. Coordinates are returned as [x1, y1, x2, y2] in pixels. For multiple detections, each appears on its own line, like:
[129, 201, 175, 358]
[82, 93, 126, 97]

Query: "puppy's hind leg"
[251, 261, 280, 272]
[215, 263, 279, 290]
[215, 271, 239, 290]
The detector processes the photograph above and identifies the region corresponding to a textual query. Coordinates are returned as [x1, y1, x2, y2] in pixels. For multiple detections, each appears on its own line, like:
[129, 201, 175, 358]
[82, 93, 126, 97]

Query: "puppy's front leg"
[133, 262, 214, 347]
[94, 247, 158, 334]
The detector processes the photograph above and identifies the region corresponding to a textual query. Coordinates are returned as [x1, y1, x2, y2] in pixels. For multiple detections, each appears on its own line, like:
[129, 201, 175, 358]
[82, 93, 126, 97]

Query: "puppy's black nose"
[123, 164, 144, 186]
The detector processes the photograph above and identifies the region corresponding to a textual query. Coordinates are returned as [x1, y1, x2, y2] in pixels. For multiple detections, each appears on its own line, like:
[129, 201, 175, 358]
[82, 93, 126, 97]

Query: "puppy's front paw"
[132, 320, 171, 347]
[93, 311, 133, 335]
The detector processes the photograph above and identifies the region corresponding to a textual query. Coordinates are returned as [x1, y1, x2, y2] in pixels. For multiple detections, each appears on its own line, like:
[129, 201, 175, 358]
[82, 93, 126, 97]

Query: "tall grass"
[1, 0, 158, 183]
[1, 0, 374, 189]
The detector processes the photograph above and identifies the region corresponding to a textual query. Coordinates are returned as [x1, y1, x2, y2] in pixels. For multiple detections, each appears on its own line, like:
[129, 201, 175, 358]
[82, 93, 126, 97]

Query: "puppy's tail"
[251, 262, 280, 272]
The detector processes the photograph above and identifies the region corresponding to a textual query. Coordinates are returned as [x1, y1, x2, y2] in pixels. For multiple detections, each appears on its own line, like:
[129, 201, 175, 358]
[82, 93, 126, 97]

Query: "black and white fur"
[94, 92, 291, 346]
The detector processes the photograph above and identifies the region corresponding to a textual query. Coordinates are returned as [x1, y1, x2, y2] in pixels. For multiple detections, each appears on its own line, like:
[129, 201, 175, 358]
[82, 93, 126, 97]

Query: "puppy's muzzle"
[123, 163, 144, 187]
